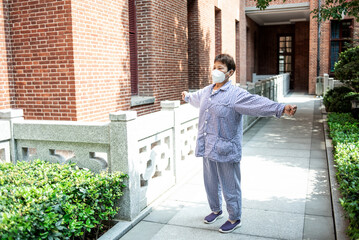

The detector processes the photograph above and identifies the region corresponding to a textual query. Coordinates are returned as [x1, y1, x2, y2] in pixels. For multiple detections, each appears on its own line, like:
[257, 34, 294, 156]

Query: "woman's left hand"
[283, 105, 297, 116]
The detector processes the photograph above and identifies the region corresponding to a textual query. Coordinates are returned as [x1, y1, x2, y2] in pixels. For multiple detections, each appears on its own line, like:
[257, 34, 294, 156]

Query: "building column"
[308, 0, 319, 94]
[239, 0, 247, 86]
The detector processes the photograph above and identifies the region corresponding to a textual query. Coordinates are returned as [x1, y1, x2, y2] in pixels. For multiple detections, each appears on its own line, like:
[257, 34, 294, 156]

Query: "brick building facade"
[0, 0, 358, 121]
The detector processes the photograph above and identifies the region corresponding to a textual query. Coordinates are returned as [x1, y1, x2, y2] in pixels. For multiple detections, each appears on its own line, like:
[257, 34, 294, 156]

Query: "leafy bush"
[323, 86, 353, 113]
[328, 113, 359, 239]
[334, 46, 359, 92]
[0, 160, 127, 240]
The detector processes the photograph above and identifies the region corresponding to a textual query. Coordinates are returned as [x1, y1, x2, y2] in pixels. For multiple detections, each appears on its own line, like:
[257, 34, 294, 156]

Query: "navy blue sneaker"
[219, 220, 242, 233]
[204, 210, 223, 224]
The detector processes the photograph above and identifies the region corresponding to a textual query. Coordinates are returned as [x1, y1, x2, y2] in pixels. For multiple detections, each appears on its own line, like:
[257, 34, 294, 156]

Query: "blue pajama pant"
[203, 157, 242, 221]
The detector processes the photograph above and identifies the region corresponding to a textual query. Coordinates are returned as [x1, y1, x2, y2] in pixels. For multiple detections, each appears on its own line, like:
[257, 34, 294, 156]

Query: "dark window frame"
[329, 19, 353, 73]
[277, 34, 294, 75]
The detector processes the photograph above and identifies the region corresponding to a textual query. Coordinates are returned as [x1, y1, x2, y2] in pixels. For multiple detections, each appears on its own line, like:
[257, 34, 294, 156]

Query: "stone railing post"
[329, 77, 334, 90]
[273, 76, 278, 102]
[109, 111, 140, 221]
[160, 100, 181, 182]
[0, 109, 24, 163]
[323, 73, 329, 95]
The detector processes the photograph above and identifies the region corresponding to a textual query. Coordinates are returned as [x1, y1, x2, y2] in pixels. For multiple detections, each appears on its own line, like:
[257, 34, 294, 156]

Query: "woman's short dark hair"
[214, 54, 236, 72]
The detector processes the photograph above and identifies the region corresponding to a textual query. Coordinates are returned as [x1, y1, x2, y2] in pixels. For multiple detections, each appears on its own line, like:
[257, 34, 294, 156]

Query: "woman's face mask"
[212, 69, 229, 83]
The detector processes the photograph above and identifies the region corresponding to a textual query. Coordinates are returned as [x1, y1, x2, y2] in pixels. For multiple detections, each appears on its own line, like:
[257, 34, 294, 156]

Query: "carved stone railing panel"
[16, 140, 110, 173]
[137, 128, 175, 209]
[180, 119, 198, 161]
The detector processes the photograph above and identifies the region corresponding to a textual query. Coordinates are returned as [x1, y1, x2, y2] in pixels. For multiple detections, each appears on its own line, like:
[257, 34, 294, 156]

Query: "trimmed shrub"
[0, 160, 127, 240]
[323, 86, 353, 113]
[328, 113, 359, 239]
[334, 46, 359, 92]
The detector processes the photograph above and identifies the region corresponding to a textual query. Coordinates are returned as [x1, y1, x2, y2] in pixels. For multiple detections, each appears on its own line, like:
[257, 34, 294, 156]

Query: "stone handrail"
[316, 73, 345, 96]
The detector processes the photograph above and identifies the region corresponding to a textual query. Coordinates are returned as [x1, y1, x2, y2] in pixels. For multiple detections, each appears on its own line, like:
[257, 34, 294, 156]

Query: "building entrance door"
[278, 35, 293, 89]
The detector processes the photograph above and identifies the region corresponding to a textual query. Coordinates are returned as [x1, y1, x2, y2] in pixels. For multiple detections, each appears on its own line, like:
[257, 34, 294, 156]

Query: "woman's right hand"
[181, 91, 188, 101]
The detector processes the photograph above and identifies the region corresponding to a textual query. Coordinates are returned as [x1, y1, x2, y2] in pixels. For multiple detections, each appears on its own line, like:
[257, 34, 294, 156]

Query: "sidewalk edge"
[98, 207, 152, 240]
[322, 114, 350, 240]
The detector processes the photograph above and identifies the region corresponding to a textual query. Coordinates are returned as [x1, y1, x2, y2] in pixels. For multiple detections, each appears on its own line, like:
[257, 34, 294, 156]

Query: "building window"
[129, 0, 138, 95]
[330, 20, 353, 72]
[215, 7, 222, 56]
[278, 35, 292, 74]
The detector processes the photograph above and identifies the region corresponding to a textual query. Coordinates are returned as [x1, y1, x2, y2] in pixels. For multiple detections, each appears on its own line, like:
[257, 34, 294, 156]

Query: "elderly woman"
[181, 54, 297, 233]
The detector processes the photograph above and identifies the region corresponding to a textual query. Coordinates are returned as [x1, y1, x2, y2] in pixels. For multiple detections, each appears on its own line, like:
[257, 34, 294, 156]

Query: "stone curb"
[98, 207, 152, 240]
[322, 111, 350, 240]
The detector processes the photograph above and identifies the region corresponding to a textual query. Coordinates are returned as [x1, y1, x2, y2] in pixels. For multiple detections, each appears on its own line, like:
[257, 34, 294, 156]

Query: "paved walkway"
[120, 93, 335, 240]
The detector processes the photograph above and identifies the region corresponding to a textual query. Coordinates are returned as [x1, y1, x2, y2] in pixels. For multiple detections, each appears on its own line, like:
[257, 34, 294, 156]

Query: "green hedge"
[0, 160, 127, 240]
[327, 113, 359, 239]
[323, 86, 353, 113]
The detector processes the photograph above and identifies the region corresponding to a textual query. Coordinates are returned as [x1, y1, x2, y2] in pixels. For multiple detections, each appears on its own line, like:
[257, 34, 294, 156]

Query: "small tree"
[334, 46, 359, 92]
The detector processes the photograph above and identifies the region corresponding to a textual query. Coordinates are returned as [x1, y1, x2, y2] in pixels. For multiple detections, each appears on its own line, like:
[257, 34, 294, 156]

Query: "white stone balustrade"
[319, 73, 345, 96]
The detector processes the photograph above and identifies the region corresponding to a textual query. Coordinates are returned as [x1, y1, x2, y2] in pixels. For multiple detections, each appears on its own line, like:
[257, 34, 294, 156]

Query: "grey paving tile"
[311, 134, 325, 141]
[119, 221, 165, 240]
[242, 155, 310, 169]
[241, 155, 309, 206]
[244, 141, 311, 150]
[238, 208, 304, 240]
[303, 215, 335, 240]
[310, 150, 326, 159]
[151, 224, 271, 240]
[243, 189, 306, 214]
[249, 135, 312, 144]
[255, 130, 312, 139]
[307, 169, 330, 196]
[166, 203, 228, 231]
[186, 170, 204, 186]
[243, 147, 311, 158]
[311, 141, 326, 151]
[305, 195, 332, 217]
[167, 183, 207, 204]
[143, 200, 187, 224]
[311, 138, 326, 146]
[309, 157, 328, 169]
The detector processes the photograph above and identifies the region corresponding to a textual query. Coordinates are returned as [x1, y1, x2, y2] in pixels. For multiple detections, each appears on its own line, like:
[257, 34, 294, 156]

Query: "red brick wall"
[0, 0, 11, 109]
[188, 0, 200, 90]
[215, 7, 222, 56]
[235, 20, 240, 83]
[319, 20, 330, 77]
[7, 0, 77, 120]
[70, 0, 130, 121]
[132, 0, 189, 116]
[193, 0, 215, 89]
[220, 0, 240, 84]
[246, 17, 260, 82]
[294, 21, 309, 91]
[239, 0, 247, 85]
[308, 0, 318, 94]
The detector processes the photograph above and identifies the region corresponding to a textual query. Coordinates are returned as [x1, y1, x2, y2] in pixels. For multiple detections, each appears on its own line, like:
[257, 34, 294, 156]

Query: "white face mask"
[212, 69, 229, 83]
